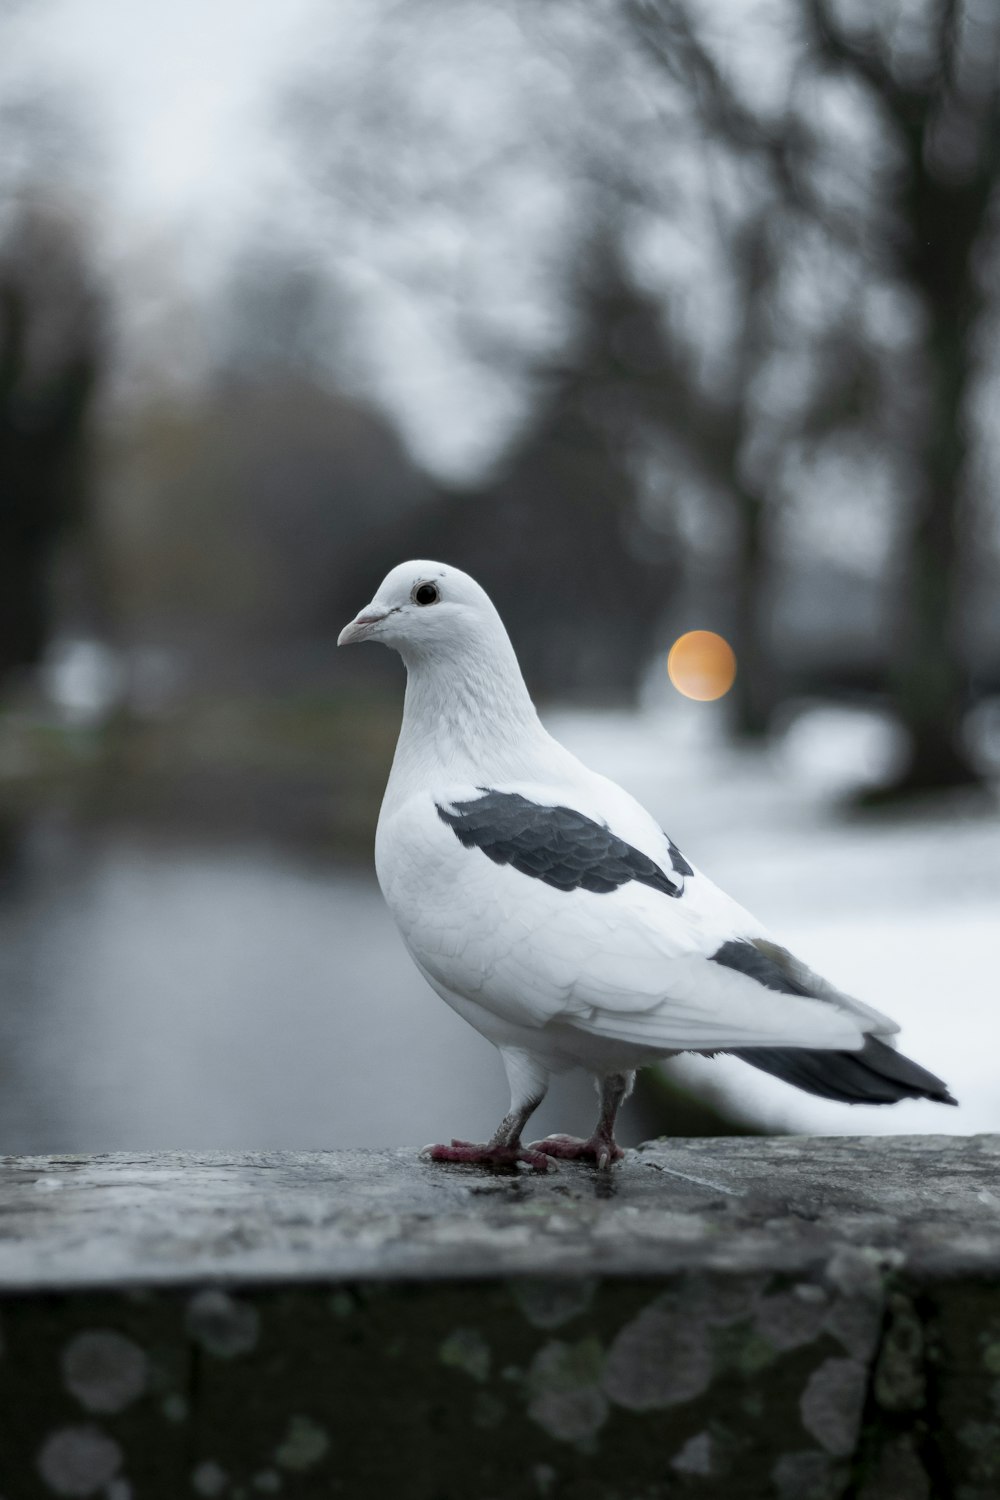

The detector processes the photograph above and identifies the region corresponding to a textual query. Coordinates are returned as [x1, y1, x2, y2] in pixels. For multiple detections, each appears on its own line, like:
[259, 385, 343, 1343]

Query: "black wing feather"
[712, 938, 956, 1106]
[436, 789, 684, 899]
[734, 1038, 957, 1106]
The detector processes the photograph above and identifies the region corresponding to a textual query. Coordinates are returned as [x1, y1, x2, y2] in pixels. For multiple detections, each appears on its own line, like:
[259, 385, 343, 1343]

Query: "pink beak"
[337, 609, 388, 647]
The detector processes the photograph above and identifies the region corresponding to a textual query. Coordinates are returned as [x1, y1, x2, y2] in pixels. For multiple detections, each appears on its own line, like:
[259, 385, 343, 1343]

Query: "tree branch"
[804, 0, 897, 100]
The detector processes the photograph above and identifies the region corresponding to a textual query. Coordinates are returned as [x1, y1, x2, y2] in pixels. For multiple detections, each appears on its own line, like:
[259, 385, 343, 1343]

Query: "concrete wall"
[1, 1135, 998, 1498]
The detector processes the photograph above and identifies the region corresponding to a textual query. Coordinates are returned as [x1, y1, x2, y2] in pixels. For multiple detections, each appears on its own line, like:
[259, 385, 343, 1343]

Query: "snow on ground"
[550, 702, 999, 1138]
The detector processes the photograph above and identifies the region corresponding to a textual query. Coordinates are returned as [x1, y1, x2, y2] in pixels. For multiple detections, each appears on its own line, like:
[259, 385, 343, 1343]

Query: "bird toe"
[528, 1134, 624, 1167]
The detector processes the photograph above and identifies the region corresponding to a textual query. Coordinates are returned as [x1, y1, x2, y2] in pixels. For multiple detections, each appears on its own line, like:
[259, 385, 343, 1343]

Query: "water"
[0, 825, 602, 1153]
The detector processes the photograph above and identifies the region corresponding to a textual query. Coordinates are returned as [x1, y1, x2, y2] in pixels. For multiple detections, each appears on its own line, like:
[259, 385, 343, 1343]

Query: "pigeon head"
[338, 560, 508, 663]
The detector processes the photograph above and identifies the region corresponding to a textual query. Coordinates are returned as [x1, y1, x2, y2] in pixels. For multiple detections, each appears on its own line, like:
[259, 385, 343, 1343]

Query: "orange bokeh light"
[667, 630, 737, 702]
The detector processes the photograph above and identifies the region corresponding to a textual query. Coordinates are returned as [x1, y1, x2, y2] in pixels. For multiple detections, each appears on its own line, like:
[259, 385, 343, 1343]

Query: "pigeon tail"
[731, 1035, 957, 1106]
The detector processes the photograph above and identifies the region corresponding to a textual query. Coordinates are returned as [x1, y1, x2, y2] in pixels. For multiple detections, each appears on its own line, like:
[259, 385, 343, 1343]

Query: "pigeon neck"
[388, 636, 550, 794]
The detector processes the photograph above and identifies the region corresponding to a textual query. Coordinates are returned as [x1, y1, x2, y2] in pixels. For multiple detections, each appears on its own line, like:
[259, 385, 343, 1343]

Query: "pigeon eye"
[413, 582, 439, 606]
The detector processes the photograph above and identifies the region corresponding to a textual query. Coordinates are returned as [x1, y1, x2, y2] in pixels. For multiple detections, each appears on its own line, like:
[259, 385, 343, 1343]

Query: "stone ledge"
[0, 1137, 998, 1499]
[0, 1134, 997, 1290]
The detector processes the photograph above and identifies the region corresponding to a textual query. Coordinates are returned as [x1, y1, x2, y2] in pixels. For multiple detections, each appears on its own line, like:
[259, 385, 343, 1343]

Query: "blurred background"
[0, 0, 997, 1153]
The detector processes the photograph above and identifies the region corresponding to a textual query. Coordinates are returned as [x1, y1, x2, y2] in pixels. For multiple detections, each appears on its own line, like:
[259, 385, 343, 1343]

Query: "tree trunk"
[867, 169, 985, 801]
[728, 488, 773, 740]
[883, 352, 978, 794]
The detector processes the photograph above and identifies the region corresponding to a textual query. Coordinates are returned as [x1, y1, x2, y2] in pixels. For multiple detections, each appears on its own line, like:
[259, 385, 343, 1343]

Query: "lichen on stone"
[251, 1469, 282, 1493]
[191, 1461, 229, 1498]
[671, 1431, 713, 1476]
[509, 1277, 596, 1330]
[273, 1416, 330, 1473]
[800, 1357, 869, 1458]
[824, 1248, 890, 1301]
[526, 1338, 608, 1443]
[37, 1425, 123, 1496]
[603, 1295, 712, 1411]
[438, 1327, 491, 1382]
[754, 1287, 828, 1353]
[185, 1290, 259, 1359]
[61, 1329, 148, 1415]
[874, 1293, 925, 1413]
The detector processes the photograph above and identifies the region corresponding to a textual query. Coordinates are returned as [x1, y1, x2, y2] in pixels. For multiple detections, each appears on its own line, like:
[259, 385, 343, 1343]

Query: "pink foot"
[422, 1140, 552, 1173]
[528, 1133, 624, 1170]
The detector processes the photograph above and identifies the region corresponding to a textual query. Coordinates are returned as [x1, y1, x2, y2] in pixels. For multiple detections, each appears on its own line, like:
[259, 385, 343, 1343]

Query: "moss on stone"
[874, 1293, 925, 1413]
[0, 1267, 998, 1497]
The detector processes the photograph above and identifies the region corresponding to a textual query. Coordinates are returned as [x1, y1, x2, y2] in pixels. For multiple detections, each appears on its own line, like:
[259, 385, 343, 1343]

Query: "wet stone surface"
[0, 1136, 996, 1497]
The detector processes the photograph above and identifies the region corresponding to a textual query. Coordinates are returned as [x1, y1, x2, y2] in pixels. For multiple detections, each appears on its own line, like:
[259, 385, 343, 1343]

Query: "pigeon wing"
[383, 786, 868, 1055]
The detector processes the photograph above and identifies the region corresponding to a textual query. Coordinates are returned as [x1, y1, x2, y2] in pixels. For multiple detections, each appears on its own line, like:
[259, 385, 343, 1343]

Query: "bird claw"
[527, 1133, 624, 1170]
[420, 1141, 553, 1173]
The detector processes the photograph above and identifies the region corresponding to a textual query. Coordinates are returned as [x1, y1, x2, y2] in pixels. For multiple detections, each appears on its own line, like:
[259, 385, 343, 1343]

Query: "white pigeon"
[339, 560, 956, 1170]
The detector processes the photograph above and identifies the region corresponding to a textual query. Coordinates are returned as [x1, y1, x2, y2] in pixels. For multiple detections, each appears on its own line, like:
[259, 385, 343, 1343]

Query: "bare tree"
[803, 0, 997, 796]
[284, 0, 998, 786]
[0, 204, 104, 690]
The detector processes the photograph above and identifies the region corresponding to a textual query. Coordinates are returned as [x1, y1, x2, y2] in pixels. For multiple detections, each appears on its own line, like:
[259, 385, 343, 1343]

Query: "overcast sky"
[5, 0, 316, 245]
[0, 1, 787, 485]
[2, 0, 554, 478]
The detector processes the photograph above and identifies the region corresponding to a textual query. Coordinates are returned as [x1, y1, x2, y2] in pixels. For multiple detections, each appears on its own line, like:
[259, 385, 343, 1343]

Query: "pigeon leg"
[423, 1049, 551, 1172]
[530, 1070, 633, 1169]
[424, 1100, 550, 1172]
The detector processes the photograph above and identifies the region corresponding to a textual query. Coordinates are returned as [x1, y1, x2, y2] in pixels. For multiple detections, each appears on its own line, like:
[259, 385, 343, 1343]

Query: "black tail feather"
[731, 1035, 957, 1107]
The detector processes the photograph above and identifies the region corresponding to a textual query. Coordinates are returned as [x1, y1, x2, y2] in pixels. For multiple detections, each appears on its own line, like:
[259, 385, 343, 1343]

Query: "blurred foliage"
[634, 1064, 769, 1140]
[103, 376, 433, 648]
[0, 690, 399, 855]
